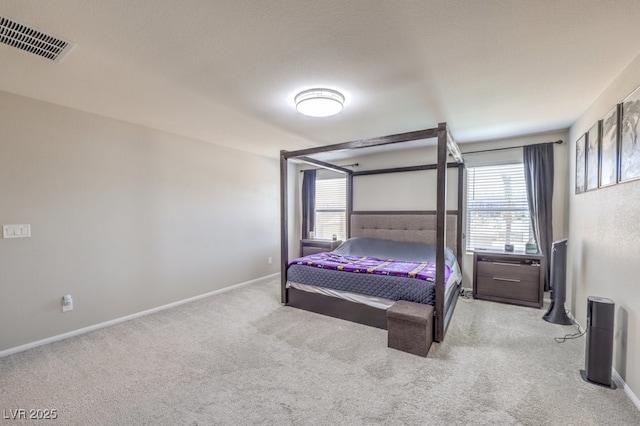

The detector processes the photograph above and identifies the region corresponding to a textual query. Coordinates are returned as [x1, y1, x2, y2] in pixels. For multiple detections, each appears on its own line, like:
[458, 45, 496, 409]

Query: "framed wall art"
[620, 86, 640, 182]
[575, 133, 586, 194]
[599, 105, 620, 187]
[586, 122, 600, 191]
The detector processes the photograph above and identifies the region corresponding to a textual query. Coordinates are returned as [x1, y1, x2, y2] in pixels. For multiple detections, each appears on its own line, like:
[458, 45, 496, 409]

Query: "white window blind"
[466, 163, 532, 252]
[315, 177, 346, 240]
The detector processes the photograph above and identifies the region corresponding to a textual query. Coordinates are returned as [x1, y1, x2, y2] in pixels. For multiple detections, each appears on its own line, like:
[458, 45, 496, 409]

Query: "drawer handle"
[492, 262, 520, 267]
[493, 277, 521, 283]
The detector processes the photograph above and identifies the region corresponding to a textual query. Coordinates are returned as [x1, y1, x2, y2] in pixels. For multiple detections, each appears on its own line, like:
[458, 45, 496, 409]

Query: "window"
[466, 163, 532, 252]
[315, 177, 346, 240]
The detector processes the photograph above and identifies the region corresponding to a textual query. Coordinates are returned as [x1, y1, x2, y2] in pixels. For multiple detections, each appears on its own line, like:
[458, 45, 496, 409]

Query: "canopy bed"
[280, 123, 465, 344]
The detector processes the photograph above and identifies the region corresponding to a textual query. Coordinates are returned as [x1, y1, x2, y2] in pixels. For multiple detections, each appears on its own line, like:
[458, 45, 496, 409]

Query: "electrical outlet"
[62, 294, 73, 312]
[268, 257, 272, 265]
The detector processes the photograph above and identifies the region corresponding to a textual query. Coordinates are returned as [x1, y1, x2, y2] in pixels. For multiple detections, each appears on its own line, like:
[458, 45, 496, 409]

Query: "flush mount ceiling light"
[295, 88, 345, 117]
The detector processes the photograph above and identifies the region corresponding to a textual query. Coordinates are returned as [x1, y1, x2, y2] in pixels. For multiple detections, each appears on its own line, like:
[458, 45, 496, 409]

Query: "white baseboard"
[0, 273, 279, 358]
[613, 369, 640, 412]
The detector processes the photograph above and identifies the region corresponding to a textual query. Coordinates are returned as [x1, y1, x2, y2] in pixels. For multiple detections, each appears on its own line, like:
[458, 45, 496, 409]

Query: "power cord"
[554, 325, 586, 343]
[459, 288, 474, 302]
[554, 309, 586, 343]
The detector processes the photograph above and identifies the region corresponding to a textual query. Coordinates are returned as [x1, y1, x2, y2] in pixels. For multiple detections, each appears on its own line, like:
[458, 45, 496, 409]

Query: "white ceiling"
[1, 0, 640, 158]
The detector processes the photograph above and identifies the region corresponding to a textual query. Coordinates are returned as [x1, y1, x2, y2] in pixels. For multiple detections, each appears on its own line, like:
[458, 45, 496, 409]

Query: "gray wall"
[568, 52, 640, 397]
[0, 91, 280, 352]
[332, 145, 460, 211]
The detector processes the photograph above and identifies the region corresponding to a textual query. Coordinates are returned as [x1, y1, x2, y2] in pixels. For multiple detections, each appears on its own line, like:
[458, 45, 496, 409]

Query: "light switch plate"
[2, 224, 31, 239]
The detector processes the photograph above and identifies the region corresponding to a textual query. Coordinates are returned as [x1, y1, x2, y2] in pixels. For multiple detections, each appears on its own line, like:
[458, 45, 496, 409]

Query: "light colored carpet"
[1, 277, 638, 425]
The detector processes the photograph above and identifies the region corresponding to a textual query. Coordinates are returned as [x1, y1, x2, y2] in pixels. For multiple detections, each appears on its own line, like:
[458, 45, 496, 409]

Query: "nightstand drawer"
[302, 246, 330, 256]
[476, 261, 540, 281]
[475, 276, 539, 303]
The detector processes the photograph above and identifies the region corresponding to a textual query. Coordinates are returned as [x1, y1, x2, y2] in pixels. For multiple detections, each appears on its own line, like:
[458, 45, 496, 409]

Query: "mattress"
[286, 237, 461, 307]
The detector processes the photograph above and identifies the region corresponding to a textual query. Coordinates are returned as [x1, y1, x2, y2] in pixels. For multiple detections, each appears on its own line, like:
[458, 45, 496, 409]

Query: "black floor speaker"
[543, 239, 572, 325]
[580, 296, 616, 389]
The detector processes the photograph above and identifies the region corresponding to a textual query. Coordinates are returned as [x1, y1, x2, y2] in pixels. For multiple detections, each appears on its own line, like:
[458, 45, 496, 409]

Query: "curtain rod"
[460, 140, 563, 155]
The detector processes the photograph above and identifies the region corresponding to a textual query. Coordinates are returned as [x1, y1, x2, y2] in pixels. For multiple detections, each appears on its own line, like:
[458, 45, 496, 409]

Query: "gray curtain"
[301, 169, 316, 239]
[523, 143, 554, 290]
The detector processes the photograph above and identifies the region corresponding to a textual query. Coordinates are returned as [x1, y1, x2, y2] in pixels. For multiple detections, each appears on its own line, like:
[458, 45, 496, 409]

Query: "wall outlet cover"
[2, 224, 31, 239]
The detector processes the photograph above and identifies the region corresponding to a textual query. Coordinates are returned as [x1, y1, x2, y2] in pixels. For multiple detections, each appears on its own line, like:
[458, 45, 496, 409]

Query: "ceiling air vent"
[0, 14, 74, 62]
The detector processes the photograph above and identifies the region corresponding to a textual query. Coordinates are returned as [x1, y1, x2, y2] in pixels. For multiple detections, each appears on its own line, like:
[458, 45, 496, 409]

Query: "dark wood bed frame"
[279, 123, 465, 342]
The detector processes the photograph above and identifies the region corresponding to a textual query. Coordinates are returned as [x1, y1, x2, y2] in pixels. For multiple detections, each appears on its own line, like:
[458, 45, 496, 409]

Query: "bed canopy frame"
[280, 122, 465, 342]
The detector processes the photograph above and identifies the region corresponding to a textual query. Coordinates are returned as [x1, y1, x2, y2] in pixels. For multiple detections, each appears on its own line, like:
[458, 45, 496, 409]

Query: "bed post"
[435, 123, 448, 342]
[457, 164, 465, 265]
[346, 173, 353, 238]
[280, 150, 289, 304]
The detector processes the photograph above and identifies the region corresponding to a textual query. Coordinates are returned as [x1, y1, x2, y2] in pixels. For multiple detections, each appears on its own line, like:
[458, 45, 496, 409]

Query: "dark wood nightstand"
[300, 239, 342, 257]
[473, 250, 545, 308]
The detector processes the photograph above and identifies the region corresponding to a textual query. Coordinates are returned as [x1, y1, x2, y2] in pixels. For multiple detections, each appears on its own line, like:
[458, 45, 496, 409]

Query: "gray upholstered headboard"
[350, 212, 459, 254]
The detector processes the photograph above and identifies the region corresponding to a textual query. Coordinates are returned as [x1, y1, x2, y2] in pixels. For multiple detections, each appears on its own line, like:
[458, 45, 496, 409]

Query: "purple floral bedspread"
[289, 252, 451, 283]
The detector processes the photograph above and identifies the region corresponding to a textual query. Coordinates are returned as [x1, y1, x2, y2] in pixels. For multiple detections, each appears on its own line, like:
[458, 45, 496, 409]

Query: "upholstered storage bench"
[387, 301, 434, 357]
